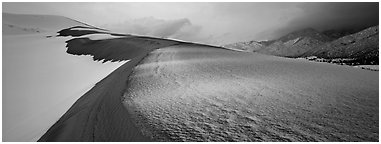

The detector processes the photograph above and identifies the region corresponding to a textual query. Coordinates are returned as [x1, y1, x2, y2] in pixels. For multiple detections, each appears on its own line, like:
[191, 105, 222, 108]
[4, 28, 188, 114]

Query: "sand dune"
[4, 13, 377, 142]
[123, 45, 378, 141]
[37, 34, 378, 141]
[3, 13, 91, 35]
[1, 12, 229, 141]
[37, 35, 228, 141]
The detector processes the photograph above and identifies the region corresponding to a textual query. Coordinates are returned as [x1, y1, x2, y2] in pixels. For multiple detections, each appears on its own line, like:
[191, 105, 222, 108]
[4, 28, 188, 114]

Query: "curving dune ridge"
[38, 26, 231, 141]
[37, 26, 378, 142]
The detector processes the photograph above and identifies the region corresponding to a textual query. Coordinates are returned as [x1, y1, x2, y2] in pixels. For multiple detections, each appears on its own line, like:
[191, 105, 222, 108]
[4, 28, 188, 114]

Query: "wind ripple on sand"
[123, 45, 378, 142]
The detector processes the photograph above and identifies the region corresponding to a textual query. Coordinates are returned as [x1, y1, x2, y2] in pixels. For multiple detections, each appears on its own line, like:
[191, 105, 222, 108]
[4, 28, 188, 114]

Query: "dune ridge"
[38, 25, 231, 141]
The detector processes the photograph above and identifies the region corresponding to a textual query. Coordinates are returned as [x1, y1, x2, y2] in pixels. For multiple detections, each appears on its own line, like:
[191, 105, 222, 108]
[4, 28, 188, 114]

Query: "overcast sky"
[3, 2, 379, 45]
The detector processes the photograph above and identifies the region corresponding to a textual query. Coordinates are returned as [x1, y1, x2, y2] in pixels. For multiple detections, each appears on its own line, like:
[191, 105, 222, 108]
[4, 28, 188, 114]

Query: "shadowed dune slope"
[64, 37, 179, 62]
[57, 26, 123, 37]
[60, 26, 230, 63]
[38, 54, 151, 141]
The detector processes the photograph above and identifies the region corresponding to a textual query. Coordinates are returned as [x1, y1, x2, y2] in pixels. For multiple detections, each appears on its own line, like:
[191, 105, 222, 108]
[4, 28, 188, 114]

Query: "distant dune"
[3, 13, 93, 35]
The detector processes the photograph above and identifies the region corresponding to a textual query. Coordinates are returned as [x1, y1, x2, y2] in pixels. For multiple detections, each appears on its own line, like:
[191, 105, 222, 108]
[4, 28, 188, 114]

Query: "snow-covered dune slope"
[37, 52, 152, 142]
[3, 33, 126, 142]
[2, 13, 126, 141]
[123, 45, 378, 141]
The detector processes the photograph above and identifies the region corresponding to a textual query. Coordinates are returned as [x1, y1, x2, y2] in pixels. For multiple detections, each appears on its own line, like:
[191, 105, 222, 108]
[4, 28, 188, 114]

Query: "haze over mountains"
[224, 25, 379, 65]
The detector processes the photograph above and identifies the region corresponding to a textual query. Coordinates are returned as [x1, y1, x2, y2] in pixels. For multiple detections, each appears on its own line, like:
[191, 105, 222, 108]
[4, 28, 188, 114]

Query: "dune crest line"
[39, 27, 229, 141]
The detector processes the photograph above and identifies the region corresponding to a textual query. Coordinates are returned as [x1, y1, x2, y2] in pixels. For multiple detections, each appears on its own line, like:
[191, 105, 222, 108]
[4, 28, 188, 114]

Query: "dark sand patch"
[60, 26, 230, 63]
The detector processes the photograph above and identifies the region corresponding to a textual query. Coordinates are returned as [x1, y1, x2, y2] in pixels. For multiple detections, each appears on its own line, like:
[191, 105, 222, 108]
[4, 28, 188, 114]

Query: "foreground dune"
[38, 41, 378, 141]
[123, 45, 378, 141]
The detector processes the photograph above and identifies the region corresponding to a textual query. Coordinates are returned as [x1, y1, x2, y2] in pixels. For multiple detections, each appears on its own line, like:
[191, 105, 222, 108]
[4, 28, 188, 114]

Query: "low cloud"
[258, 2, 379, 41]
[102, 17, 208, 43]
[4, 3, 379, 44]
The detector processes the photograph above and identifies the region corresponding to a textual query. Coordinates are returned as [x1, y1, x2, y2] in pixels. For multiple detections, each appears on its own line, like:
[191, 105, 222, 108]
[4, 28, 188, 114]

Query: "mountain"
[258, 28, 333, 57]
[225, 28, 331, 57]
[223, 40, 264, 52]
[322, 28, 363, 40]
[257, 36, 326, 57]
[276, 28, 333, 43]
[225, 26, 379, 64]
[258, 40, 275, 46]
[303, 26, 379, 64]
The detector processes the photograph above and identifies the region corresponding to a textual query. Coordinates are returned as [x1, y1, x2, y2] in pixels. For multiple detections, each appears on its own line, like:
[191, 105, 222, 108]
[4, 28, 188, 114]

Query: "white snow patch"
[3, 33, 125, 141]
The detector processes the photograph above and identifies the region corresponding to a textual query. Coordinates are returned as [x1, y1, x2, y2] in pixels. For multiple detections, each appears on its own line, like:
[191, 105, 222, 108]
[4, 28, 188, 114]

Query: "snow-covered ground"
[354, 65, 379, 71]
[123, 45, 378, 141]
[3, 33, 125, 141]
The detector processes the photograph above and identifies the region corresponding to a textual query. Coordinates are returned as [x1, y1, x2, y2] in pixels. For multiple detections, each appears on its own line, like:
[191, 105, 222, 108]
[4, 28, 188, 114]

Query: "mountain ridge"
[224, 25, 379, 64]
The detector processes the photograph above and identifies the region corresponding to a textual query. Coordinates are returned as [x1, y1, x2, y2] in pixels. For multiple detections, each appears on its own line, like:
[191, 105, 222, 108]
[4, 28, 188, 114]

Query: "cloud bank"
[3, 2, 379, 45]
[260, 3, 379, 41]
[102, 17, 209, 44]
